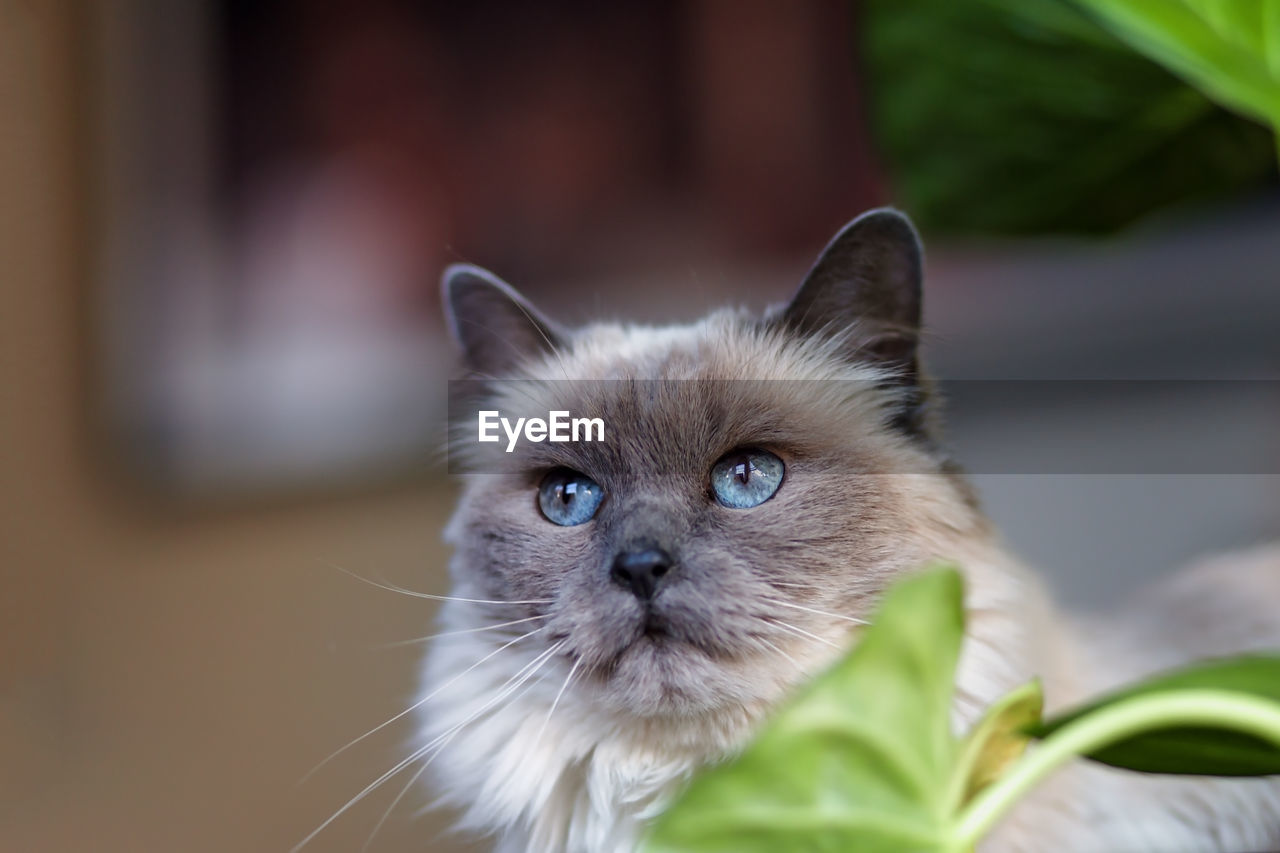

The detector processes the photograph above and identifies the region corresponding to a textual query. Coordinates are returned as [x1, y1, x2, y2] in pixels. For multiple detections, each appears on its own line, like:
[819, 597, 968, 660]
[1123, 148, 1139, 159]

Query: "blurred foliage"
[644, 566, 1280, 852]
[1078, 0, 1280, 139]
[863, 0, 1279, 235]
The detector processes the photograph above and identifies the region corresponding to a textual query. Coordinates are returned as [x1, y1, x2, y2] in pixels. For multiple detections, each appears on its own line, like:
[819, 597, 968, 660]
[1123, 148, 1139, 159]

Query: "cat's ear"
[779, 208, 923, 370]
[442, 264, 567, 375]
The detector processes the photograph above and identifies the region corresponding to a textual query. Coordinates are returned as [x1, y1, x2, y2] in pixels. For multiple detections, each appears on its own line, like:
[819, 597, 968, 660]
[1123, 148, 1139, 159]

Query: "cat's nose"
[610, 548, 673, 601]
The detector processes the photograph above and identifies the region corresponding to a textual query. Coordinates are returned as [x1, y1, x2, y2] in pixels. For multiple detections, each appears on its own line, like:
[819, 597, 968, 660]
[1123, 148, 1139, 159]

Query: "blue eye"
[538, 469, 604, 526]
[711, 449, 784, 509]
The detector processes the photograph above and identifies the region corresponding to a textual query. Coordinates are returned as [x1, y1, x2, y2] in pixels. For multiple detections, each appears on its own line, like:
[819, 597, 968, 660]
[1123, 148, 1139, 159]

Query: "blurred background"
[2, 1, 1277, 851]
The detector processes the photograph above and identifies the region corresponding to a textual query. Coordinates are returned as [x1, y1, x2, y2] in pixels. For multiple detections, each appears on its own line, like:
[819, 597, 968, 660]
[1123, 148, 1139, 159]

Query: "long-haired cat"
[422, 209, 1280, 852]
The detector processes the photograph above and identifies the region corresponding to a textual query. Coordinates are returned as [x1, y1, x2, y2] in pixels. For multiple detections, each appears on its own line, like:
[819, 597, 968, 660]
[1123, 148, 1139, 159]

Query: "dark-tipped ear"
[442, 264, 567, 376]
[779, 208, 923, 369]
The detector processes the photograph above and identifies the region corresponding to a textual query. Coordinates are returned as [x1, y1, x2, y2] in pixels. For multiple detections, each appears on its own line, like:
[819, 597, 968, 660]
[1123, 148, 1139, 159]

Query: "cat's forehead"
[528, 311, 885, 383]
[461, 311, 910, 480]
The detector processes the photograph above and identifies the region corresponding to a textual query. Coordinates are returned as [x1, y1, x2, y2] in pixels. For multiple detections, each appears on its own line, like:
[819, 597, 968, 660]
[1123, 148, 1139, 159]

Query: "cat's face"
[442, 210, 982, 720]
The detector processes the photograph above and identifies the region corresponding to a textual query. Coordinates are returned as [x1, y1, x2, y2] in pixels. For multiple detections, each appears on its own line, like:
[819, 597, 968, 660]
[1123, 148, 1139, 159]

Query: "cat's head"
[440, 209, 983, 720]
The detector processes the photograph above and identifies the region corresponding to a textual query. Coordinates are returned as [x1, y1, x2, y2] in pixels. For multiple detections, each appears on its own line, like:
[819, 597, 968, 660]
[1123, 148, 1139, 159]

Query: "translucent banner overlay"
[446, 379, 1280, 475]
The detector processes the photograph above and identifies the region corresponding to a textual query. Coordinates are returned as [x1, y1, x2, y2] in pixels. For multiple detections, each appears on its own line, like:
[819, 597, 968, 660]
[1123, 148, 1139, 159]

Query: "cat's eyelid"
[517, 461, 561, 477]
[528, 463, 601, 489]
[715, 443, 795, 465]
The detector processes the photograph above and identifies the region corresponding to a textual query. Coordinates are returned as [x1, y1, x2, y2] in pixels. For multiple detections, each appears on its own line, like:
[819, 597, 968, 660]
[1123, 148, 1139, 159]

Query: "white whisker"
[756, 635, 801, 668]
[290, 743, 433, 853]
[766, 598, 870, 626]
[531, 656, 581, 753]
[766, 617, 841, 650]
[359, 747, 440, 853]
[330, 563, 553, 605]
[300, 626, 546, 784]
[369, 658, 554, 841]
[436, 641, 565, 746]
[378, 614, 549, 648]
[291, 641, 563, 853]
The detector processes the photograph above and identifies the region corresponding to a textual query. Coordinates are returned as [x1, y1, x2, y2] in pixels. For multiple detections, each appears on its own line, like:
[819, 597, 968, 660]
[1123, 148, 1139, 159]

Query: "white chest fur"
[420, 624, 717, 853]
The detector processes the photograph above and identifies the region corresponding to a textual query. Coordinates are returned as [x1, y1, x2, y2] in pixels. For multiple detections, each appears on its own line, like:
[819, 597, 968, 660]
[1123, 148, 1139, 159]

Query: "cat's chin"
[587, 632, 769, 719]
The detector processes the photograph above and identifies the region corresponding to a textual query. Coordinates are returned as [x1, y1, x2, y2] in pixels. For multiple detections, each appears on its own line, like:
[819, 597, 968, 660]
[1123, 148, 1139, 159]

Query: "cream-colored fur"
[987, 544, 1280, 853]
[422, 315, 1280, 853]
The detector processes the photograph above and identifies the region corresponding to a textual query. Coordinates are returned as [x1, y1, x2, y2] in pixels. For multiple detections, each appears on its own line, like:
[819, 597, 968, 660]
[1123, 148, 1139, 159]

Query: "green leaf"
[950, 680, 1043, 808]
[1076, 0, 1280, 131]
[1032, 655, 1280, 775]
[863, 0, 1277, 235]
[644, 566, 967, 853]
[643, 567, 1280, 853]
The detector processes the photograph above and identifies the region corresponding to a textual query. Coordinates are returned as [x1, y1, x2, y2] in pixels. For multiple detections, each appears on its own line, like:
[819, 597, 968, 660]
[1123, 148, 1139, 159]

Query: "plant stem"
[953, 689, 1280, 848]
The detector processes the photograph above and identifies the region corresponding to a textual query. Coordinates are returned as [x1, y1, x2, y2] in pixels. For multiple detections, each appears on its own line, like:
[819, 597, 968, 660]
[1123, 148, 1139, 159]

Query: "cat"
[421, 209, 1280, 852]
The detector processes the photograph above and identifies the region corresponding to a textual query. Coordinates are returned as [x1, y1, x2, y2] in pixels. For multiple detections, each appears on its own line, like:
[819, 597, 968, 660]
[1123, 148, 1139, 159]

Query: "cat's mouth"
[580, 615, 756, 717]
[593, 610, 684, 670]
[570, 595, 747, 712]
[611, 608, 730, 668]
[640, 610, 671, 639]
